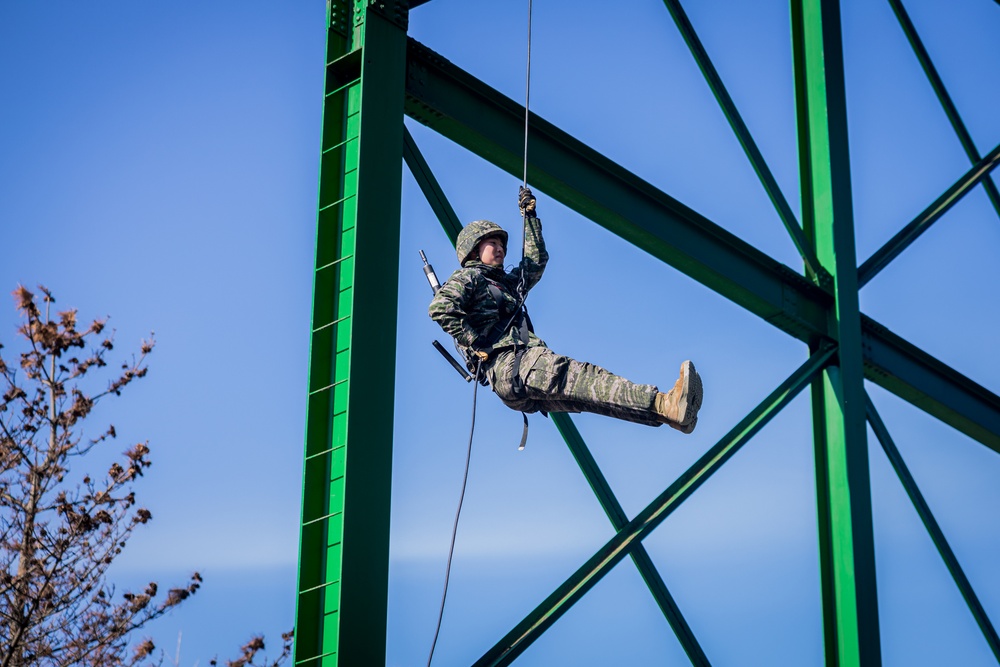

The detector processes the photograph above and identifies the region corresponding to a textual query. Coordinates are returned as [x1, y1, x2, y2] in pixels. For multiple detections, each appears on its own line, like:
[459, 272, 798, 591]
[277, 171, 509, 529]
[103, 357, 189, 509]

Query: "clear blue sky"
[2, 1, 999, 665]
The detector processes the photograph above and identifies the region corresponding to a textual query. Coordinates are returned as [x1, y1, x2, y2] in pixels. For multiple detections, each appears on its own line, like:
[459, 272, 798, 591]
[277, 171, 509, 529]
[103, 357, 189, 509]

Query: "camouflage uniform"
[429, 216, 663, 427]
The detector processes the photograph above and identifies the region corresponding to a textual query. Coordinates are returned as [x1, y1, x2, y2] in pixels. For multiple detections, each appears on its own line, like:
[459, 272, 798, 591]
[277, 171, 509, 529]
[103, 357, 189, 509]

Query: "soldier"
[429, 187, 702, 433]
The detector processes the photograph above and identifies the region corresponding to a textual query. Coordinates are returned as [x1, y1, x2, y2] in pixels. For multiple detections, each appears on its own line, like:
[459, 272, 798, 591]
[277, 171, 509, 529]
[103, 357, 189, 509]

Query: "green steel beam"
[792, 1, 881, 664]
[295, 3, 408, 665]
[292, 7, 1000, 666]
[865, 394, 1000, 661]
[402, 125, 462, 244]
[402, 128, 710, 665]
[551, 413, 711, 667]
[858, 141, 1000, 288]
[402, 37, 1000, 454]
[405, 39, 832, 344]
[887, 0, 1000, 221]
[862, 319, 1000, 454]
[661, 0, 826, 285]
[473, 346, 835, 667]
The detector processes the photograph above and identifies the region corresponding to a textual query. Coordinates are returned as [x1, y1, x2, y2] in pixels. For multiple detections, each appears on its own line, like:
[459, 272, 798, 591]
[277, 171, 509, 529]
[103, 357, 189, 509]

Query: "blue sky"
[2, 1, 999, 665]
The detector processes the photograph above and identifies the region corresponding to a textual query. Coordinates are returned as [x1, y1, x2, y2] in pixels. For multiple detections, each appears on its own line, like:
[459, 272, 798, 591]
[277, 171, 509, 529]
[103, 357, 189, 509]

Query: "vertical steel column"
[295, 2, 407, 665]
[791, 1, 881, 664]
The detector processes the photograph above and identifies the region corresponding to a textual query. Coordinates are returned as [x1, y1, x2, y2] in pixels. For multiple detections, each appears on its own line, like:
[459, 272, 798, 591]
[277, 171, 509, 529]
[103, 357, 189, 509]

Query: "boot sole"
[668, 416, 697, 434]
[676, 361, 703, 427]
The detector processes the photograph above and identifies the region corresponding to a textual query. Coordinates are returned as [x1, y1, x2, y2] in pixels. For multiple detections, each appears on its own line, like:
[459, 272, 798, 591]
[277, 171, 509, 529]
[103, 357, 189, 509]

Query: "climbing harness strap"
[509, 316, 531, 398]
[483, 276, 533, 449]
[482, 277, 532, 397]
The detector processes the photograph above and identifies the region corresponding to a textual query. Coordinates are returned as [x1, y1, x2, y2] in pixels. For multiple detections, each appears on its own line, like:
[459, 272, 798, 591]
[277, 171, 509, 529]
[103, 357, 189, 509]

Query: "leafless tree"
[209, 631, 294, 667]
[0, 285, 200, 666]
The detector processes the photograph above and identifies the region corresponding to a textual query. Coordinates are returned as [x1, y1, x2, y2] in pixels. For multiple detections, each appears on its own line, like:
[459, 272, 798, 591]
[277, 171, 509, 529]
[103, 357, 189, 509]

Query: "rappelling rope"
[427, 4, 534, 665]
[517, 0, 533, 301]
[426, 357, 481, 667]
[522, 0, 532, 191]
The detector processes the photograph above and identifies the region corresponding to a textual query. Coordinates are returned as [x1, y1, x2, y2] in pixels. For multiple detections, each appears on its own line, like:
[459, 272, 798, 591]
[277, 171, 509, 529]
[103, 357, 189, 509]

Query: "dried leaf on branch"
[0, 286, 197, 667]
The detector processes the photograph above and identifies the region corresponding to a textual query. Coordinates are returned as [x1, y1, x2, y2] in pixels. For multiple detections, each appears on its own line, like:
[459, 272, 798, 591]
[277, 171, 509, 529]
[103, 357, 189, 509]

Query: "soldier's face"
[478, 237, 505, 266]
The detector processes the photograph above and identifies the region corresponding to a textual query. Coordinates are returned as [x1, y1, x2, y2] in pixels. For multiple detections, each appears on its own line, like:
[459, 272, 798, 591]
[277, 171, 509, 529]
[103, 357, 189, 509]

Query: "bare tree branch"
[0, 287, 195, 667]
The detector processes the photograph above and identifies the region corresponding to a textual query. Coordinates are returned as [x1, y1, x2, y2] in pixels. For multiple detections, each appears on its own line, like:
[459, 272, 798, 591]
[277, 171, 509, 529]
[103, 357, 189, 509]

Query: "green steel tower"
[295, 1, 1000, 664]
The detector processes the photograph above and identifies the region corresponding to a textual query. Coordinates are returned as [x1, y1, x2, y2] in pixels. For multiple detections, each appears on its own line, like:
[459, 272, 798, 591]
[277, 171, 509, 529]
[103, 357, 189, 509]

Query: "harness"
[482, 276, 533, 398]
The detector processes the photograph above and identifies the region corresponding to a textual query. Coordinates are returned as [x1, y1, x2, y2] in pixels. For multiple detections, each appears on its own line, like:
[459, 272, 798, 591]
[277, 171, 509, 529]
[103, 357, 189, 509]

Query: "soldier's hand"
[518, 186, 537, 217]
[472, 349, 490, 362]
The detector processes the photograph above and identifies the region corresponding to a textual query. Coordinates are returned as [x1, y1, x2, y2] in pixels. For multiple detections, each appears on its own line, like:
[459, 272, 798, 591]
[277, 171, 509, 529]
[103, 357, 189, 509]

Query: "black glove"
[518, 186, 537, 217]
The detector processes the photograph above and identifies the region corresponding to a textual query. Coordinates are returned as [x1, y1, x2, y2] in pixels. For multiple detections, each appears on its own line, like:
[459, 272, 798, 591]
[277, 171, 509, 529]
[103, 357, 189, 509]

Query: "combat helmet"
[456, 220, 508, 267]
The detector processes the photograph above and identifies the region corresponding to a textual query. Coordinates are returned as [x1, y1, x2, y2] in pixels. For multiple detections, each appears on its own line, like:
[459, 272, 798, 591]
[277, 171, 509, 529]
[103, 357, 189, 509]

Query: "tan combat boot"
[655, 360, 703, 434]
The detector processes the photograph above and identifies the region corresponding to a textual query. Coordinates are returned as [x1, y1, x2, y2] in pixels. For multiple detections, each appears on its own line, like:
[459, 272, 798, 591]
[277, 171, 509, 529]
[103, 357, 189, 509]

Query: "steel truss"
[294, 1, 1000, 664]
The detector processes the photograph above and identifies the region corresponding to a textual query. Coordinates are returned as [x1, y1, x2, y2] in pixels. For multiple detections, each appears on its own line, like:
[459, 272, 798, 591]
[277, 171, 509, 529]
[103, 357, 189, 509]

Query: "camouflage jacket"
[429, 216, 548, 353]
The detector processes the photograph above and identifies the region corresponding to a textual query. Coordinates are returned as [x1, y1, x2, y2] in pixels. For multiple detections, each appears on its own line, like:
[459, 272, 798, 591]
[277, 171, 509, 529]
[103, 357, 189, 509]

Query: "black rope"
[426, 358, 482, 667]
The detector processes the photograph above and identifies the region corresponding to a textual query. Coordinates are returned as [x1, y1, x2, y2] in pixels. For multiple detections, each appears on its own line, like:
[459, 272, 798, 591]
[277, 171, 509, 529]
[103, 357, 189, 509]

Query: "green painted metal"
[294, 2, 408, 665]
[887, 0, 1000, 220]
[861, 319, 1000, 455]
[551, 413, 711, 667]
[402, 126, 463, 244]
[473, 346, 835, 666]
[661, 0, 825, 285]
[858, 141, 1000, 287]
[865, 393, 1000, 660]
[403, 38, 1000, 454]
[404, 38, 831, 344]
[296, 3, 1000, 664]
[402, 127, 711, 665]
[792, 1, 880, 663]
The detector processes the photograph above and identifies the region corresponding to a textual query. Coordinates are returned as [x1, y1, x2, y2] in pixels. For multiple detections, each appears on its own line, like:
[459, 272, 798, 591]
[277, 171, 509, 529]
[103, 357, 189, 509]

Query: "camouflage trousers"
[487, 346, 662, 426]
